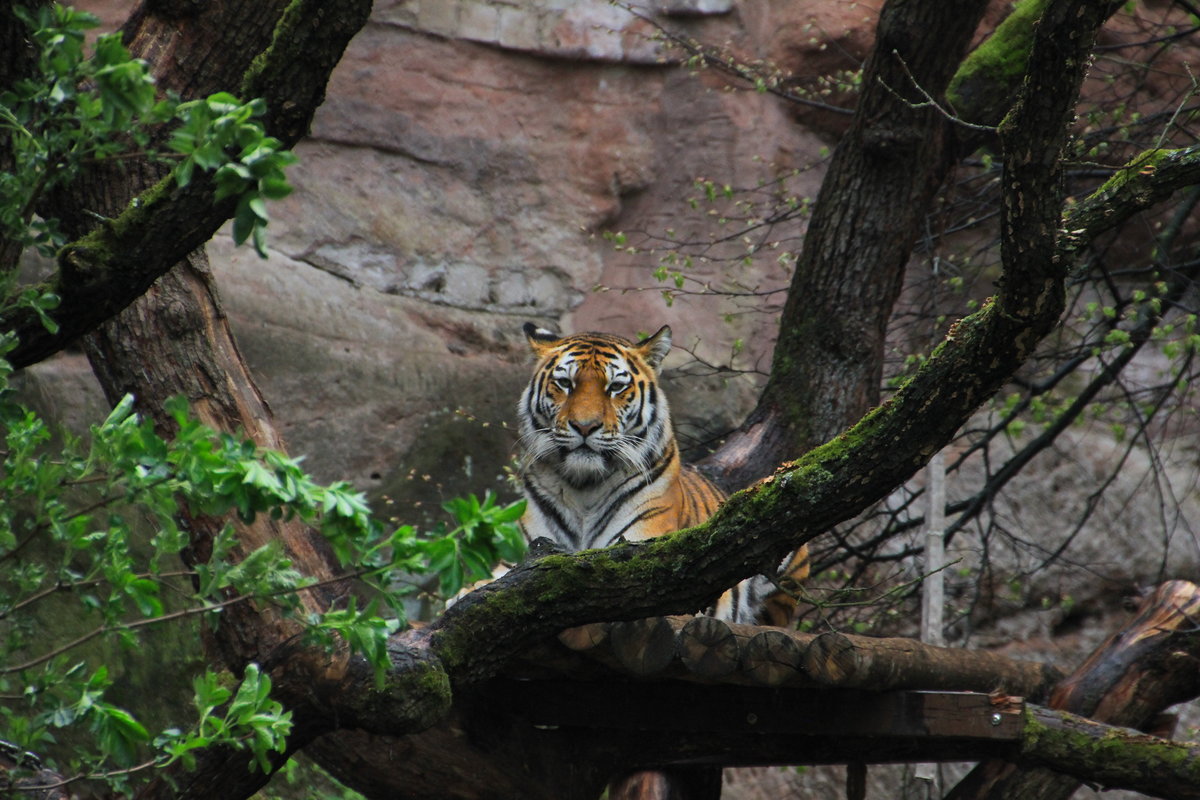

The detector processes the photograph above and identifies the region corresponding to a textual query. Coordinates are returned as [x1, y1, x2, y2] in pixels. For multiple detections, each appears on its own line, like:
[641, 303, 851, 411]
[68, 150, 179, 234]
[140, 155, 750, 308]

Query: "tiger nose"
[571, 419, 601, 438]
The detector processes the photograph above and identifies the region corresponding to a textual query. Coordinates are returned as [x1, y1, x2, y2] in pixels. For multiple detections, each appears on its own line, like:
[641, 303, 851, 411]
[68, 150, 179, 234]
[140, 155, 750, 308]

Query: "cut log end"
[678, 615, 740, 678]
[743, 629, 802, 686]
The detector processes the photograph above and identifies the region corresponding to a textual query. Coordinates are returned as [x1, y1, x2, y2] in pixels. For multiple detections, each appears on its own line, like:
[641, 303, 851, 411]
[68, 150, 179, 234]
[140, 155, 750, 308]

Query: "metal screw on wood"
[991, 713, 1002, 726]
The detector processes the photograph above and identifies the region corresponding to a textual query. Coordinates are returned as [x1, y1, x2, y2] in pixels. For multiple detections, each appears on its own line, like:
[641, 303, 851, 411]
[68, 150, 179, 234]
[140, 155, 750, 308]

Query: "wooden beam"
[487, 678, 1200, 799]
[491, 681, 1024, 762]
[552, 616, 1060, 698]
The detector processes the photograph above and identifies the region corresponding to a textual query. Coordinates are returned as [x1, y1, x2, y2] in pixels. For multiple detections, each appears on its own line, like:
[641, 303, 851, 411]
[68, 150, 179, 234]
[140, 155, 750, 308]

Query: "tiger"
[517, 322, 808, 625]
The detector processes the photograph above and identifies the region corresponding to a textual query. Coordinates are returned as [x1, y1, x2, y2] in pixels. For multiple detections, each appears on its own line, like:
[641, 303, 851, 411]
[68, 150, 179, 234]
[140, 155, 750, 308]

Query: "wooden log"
[1017, 704, 1200, 799]
[803, 631, 1061, 697]
[742, 629, 802, 686]
[948, 580, 1200, 800]
[804, 631, 858, 684]
[677, 616, 740, 679]
[558, 622, 610, 652]
[610, 617, 683, 676]
[543, 616, 1056, 699]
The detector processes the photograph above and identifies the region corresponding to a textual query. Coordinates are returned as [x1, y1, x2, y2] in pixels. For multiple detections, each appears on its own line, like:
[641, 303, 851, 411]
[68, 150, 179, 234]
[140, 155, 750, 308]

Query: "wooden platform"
[492, 679, 1026, 767]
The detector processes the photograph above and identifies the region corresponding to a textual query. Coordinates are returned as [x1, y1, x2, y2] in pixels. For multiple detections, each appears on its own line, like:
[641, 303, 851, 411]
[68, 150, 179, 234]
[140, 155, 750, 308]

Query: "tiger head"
[519, 323, 674, 488]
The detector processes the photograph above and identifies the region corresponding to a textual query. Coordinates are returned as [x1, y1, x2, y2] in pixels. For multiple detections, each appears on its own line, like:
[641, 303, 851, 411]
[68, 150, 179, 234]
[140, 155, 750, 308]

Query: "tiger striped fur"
[518, 323, 808, 625]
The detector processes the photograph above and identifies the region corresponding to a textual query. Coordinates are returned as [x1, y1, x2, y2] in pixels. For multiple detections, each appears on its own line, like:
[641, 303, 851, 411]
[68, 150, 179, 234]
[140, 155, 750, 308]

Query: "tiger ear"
[523, 322, 561, 358]
[636, 325, 672, 370]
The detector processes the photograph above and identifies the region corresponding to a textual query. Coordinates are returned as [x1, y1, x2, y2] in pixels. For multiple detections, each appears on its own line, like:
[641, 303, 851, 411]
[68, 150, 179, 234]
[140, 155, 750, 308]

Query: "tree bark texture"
[948, 580, 1200, 800]
[703, 0, 990, 488]
[2, 0, 369, 368]
[1014, 705, 1200, 800]
[53, 0, 369, 668]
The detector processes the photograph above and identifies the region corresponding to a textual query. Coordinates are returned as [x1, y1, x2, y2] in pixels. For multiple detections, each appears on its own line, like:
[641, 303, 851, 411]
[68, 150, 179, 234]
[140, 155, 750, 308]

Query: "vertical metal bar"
[914, 449, 947, 792]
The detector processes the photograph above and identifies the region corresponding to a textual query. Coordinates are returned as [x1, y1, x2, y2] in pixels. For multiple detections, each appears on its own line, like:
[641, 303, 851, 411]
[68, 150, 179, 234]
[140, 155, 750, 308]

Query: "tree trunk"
[703, 0, 990, 487]
[37, 0, 369, 661]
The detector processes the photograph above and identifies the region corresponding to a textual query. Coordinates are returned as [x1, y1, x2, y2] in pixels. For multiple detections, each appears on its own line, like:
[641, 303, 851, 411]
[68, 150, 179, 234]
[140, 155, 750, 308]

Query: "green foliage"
[418, 492, 526, 600]
[0, 4, 169, 257]
[154, 665, 292, 774]
[0, 2, 294, 265]
[0, 355, 524, 790]
[169, 93, 297, 257]
[0, 5, 529, 790]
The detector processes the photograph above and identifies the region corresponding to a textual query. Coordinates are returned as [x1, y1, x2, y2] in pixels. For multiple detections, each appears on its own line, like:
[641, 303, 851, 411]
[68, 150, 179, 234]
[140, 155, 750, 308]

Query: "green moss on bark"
[1021, 706, 1200, 795]
[947, 0, 1049, 125]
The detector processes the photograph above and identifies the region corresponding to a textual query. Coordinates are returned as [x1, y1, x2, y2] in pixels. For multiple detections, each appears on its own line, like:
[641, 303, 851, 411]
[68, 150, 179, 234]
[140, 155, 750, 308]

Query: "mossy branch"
[427, 0, 1190, 692]
[1060, 145, 1200, 257]
[1, 0, 371, 370]
[946, 0, 1049, 125]
[1018, 705, 1200, 799]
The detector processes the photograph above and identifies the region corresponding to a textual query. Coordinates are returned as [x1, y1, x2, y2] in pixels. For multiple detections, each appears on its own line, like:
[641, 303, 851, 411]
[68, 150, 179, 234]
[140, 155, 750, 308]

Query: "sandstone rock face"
[49, 0, 843, 513]
[236, 1, 839, 507]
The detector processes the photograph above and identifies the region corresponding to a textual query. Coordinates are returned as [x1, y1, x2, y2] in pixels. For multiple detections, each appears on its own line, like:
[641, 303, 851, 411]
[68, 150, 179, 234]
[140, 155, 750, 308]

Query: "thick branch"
[3, 0, 370, 369]
[701, 0, 991, 487]
[1017, 705, 1200, 799]
[947, 0, 1047, 127]
[949, 580, 1200, 799]
[1062, 144, 1200, 255]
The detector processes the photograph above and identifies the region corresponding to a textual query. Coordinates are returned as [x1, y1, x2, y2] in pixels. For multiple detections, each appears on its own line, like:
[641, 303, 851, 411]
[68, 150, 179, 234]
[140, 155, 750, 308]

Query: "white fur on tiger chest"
[520, 458, 681, 551]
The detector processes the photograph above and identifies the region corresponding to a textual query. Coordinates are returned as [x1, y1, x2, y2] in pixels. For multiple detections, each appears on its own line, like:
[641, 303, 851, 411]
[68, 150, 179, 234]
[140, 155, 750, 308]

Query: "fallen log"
[948, 579, 1200, 799]
[1017, 705, 1200, 800]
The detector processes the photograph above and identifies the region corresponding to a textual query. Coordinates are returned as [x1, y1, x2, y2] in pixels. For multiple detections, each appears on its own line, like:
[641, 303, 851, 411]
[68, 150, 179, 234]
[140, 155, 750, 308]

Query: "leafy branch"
[0, 3, 296, 269]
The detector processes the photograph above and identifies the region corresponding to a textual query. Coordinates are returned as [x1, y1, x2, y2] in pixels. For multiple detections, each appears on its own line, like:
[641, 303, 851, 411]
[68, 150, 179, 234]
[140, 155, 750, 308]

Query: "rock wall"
[33, 0, 863, 515]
